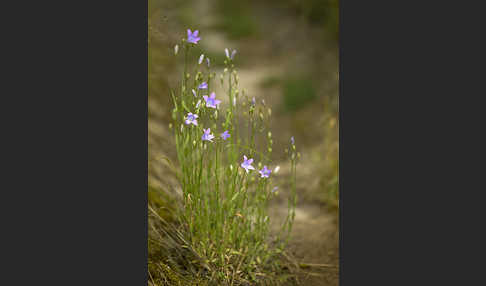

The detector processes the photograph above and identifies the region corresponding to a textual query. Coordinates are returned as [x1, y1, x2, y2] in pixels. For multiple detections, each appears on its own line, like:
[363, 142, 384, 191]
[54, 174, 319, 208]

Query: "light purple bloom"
[192, 89, 197, 97]
[290, 136, 295, 145]
[225, 48, 237, 60]
[187, 29, 200, 44]
[185, 112, 198, 126]
[241, 155, 255, 173]
[198, 54, 204, 64]
[203, 92, 221, 109]
[198, 82, 208, 89]
[196, 100, 201, 108]
[251, 97, 256, 106]
[202, 128, 214, 142]
[221, 130, 230, 140]
[259, 166, 271, 178]
[271, 186, 278, 193]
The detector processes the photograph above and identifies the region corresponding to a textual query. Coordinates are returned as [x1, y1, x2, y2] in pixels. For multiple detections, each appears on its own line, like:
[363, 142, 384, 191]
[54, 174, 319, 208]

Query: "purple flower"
[192, 89, 197, 97]
[185, 112, 198, 126]
[251, 97, 256, 106]
[241, 155, 255, 173]
[259, 166, 271, 178]
[221, 130, 230, 140]
[198, 82, 208, 89]
[198, 54, 204, 64]
[202, 128, 214, 142]
[290, 136, 295, 145]
[203, 92, 221, 109]
[271, 186, 278, 193]
[225, 48, 237, 60]
[187, 29, 200, 44]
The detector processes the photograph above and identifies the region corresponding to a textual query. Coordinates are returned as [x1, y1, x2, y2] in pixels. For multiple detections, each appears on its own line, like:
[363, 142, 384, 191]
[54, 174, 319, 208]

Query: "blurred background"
[148, 0, 338, 284]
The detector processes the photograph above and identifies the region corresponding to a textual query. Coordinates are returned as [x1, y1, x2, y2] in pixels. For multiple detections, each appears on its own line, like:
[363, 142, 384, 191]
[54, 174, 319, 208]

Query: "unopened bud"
[174, 44, 179, 55]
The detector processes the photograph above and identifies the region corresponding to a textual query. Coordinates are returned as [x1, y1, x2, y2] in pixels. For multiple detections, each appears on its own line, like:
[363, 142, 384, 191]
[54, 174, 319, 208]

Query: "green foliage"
[283, 77, 317, 112]
[153, 35, 298, 284]
[214, 0, 258, 39]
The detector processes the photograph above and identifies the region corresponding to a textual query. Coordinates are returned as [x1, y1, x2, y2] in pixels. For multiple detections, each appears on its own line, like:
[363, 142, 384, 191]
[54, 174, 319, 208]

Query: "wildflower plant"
[167, 29, 298, 284]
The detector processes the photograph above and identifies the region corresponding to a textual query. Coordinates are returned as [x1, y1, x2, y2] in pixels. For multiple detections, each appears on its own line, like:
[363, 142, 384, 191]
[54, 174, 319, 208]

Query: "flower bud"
[174, 44, 179, 55]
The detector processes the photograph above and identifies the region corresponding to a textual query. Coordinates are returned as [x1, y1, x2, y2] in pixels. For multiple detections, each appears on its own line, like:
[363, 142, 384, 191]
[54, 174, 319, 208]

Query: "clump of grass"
[213, 0, 258, 39]
[152, 30, 299, 285]
[282, 77, 317, 113]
